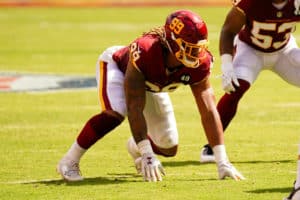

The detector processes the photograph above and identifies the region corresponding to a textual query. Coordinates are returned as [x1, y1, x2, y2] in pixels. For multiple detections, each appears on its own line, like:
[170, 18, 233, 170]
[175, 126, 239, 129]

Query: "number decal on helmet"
[232, 0, 241, 5]
[169, 18, 184, 35]
[130, 42, 140, 62]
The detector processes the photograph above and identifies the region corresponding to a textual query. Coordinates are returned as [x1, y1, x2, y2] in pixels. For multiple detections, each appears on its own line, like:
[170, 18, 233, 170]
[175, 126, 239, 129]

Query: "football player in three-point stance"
[57, 10, 244, 182]
[195, 0, 300, 198]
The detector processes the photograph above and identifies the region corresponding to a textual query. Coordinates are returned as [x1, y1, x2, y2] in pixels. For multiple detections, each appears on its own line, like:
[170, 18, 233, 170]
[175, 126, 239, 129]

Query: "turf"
[0, 6, 299, 200]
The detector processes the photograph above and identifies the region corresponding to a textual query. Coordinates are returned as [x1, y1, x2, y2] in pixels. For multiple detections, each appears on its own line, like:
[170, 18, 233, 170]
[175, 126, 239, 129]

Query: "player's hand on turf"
[221, 60, 239, 94]
[217, 161, 245, 181]
[141, 152, 165, 182]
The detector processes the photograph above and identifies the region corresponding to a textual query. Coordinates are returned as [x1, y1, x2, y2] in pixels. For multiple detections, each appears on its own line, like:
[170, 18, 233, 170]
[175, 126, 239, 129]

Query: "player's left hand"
[141, 152, 165, 182]
[221, 62, 240, 94]
[217, 161, 245, 181]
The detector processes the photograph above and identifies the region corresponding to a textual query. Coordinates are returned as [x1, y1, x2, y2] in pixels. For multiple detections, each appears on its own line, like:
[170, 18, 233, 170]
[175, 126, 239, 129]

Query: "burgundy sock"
[217, 79, 250, 131]
[76, 112, 122, 149]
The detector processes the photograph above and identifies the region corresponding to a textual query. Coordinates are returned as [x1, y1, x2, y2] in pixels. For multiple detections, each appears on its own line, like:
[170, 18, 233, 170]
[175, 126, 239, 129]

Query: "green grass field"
[1, 6, 300, 200]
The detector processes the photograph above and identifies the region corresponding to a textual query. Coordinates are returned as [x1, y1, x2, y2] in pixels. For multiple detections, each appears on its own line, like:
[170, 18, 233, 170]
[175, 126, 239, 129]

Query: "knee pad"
[148, 120, 178, 149]
[288, 48, 300, 66]
[158, 132, 178, 149]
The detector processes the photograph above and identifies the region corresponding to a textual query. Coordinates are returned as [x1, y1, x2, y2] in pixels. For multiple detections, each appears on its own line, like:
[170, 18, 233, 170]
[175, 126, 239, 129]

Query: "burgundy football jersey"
[113, 34, 212, 92]
[235, 0, 300, 52]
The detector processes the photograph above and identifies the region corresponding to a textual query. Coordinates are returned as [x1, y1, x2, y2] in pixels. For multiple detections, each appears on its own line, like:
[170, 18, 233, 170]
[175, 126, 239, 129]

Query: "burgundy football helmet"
[164, 10, 208, 68]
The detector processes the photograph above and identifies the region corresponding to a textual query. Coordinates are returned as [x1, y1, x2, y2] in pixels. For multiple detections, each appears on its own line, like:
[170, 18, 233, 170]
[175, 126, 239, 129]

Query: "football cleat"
[57, 157, 83, 182]
[127, 137, 142, 173]
[284, 182, 300, 200]
[200, 144, 216, 163]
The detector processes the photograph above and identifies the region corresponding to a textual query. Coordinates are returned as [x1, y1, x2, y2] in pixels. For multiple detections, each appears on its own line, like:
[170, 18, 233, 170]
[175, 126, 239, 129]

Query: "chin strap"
[163, 30, 174, 55]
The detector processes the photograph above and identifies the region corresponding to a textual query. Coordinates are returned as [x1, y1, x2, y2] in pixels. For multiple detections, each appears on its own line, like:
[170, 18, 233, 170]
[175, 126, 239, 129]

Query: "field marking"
[275, 102, 300, 107]
[0, 72, 96, 92]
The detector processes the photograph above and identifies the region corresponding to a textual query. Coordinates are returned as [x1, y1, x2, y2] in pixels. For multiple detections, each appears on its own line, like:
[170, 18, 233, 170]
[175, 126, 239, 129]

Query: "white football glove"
[221, 54, 239, 94]
[217, 161, 245, 181]
[141, 152, 165, 182]
[213, 144, 245, 181]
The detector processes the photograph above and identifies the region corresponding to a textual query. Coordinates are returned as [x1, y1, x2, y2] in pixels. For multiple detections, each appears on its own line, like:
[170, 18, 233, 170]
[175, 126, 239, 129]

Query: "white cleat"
[127, 137, 142, 173]
[57, 157, 83, 182]
[284, 184, 300, 200]
[200, 144, 215, 163]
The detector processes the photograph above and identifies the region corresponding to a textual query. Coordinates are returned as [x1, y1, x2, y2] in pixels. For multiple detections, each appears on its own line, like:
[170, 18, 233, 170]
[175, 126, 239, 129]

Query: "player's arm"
[124, 49, 165, 182]
[190, 78, 245, 180]
[219, 6, 246, 55]
[190, 77, 223, 147]
[124, 58, 147, 144]
[219, 6, 246, 93]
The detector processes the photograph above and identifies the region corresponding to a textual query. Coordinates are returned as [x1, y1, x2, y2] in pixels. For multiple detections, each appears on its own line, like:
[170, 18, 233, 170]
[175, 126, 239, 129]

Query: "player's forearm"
[125, 87, 148, 143]
[219, 30, 235, 56]
[127, 111, 148, 143]
[125, 92, 148, 143]
[124, 63, 148, 143]
[219, 6, 245, 56]
[201, 110, 224, 147]
[192, 85, 224, 147]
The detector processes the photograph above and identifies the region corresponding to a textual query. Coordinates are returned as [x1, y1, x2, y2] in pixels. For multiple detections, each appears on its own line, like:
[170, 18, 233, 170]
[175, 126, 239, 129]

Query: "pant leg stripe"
[98, 61, 112, 111]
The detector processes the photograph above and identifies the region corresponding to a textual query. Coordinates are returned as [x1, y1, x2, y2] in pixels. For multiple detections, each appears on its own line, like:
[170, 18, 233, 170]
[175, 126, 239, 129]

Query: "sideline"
[0, 72, 96, 92]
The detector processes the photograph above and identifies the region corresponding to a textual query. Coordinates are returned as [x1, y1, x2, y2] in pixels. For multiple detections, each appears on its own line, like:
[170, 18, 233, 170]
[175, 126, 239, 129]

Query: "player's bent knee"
[160, 145, 178, 157]
[153, 144, 178, 157]
[288, 48, 300, 65]
[103, 110, 125, 122]
[160, 133, 178, 149]
[149, 134, 178, 157]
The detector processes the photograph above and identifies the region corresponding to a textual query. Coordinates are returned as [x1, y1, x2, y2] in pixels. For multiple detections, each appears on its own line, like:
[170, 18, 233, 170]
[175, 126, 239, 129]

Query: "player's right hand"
[221, 61, 239, 94]
[217, 161, 245, 181]
[141, 152, 165, 182]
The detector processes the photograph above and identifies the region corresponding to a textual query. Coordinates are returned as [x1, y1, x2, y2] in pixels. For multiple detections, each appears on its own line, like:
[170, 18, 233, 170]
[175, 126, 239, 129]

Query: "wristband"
[137, 139, 153, 155]
[221, 54, 233, 64]
[212, 144, 228, 164]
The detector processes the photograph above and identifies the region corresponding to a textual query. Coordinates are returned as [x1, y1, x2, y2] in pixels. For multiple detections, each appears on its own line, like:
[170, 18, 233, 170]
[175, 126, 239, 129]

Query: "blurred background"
[0, 0, 230, 6]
